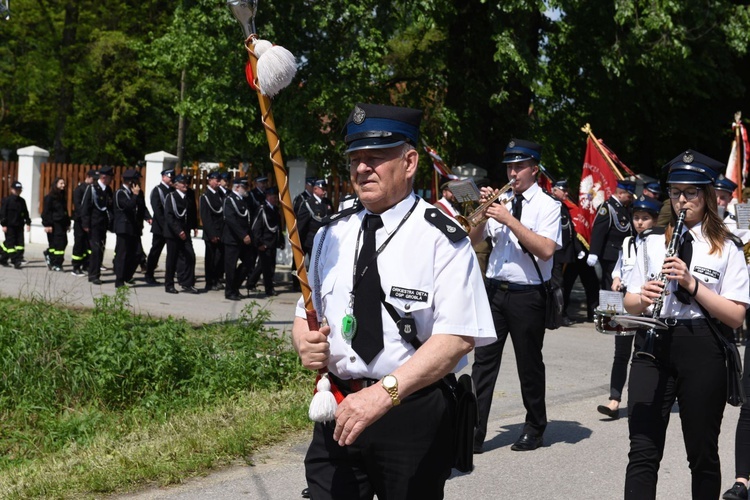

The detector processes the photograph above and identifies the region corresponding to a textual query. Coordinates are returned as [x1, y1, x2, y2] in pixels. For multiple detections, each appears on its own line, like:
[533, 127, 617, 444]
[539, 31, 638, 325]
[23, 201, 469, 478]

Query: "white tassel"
[308, 373, 337, 422]
[256, 43, 297, 97]
[253, 39, 273, 58]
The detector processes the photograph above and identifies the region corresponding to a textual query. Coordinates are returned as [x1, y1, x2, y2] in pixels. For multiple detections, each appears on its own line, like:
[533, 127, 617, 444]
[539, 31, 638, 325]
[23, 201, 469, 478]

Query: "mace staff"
[228, 0, 337, 422]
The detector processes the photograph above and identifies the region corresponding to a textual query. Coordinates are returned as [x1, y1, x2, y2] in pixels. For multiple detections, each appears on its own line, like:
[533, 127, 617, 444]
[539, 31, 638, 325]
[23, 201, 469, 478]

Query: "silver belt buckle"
[665, 318, 677, 327]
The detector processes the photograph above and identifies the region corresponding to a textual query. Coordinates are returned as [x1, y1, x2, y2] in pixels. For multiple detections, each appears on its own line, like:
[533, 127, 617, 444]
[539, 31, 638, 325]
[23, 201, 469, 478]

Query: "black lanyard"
[350, 197, 420, 295]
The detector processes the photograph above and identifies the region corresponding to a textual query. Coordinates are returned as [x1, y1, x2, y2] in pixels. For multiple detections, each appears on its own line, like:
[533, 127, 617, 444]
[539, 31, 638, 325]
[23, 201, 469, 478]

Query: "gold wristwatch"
[381, 375, 400, 406]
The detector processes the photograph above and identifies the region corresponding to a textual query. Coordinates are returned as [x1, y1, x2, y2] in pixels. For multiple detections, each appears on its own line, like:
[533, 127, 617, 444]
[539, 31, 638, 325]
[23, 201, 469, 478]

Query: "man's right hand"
[586, 254, 598, 267]
[243, 235, 251, 245]
[296, 324, 331, 371]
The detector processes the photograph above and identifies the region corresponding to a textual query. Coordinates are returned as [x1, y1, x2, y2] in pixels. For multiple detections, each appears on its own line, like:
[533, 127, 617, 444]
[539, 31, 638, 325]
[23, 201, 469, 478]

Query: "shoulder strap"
[423, 207, 467, 242]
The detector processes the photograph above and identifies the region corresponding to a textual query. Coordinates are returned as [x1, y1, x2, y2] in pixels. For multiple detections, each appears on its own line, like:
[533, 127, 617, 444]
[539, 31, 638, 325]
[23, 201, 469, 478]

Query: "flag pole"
[734, 112, 744, 203]
[581, 123, 625, 181]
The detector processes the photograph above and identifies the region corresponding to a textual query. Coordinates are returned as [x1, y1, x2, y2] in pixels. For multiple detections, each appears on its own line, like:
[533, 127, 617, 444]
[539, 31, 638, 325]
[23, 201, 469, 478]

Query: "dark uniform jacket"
[150, 183, 173, 236]
[81, 182, 113, 231]
[0, 194, 31, 227]
[292, 190, 311, 214]
[200, 187, 224, 241]
[297, 194, 332, 253]
[589, 196, 632, 262]
[554, 202, 576, 264]
[222, 191, 252, 245]
[164, 191, 191, 240]
[185, 187, 198, 232]
[252, 202, 283, 249]
[72, 183, 88, 221]
[41, 193, 70, 228]
[114, 186, 150, 236]
[251, 187, 265, 206]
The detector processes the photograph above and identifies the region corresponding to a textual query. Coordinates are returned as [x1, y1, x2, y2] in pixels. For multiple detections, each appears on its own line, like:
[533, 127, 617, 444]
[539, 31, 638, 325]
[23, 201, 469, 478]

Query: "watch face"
[383, 375, 397, 389]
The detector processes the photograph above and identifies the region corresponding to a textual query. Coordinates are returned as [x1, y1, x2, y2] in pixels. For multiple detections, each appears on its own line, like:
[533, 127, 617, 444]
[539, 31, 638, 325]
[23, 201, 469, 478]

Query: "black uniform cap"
[207, 171, 221, 180]
[11, 180, 22, 189]
[502, 139, 542, 164]
[98, 165, 114, 176]
[235, 177, 249, 188]
[123, 169, 140, 181]
[173, 174, 188, 184]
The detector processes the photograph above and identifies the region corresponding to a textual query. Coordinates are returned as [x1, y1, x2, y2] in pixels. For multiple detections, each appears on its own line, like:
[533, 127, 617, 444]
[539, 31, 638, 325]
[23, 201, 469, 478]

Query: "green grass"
[0, 289, 314, 498]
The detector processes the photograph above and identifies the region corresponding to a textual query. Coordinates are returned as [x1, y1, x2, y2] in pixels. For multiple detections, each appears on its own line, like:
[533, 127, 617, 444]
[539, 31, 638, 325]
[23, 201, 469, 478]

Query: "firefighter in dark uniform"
[177, 174, 199, 287]
[550, 180, 576, 326]
[163, 174, 199, 294]
[290, 177, 316, 291]
[251, 175, 268, 206]
[296, 179, 333, 260]
[587, 180, 635, 290]
[41, 177, 71, 272]
[0, 181, 31, 269]
[200, 171, 225, 291]
[222, 177, 255, 301]
[71, 170, 96, 276]
[113, 169, 150, 288]
[81, 166, 114, 284]
[145, 168, 175, 285]
[247, 186, 283, 296]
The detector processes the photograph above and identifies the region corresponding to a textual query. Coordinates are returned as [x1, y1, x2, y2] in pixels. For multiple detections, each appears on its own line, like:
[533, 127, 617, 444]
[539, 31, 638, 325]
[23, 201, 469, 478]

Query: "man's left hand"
[333, 385, 392, 447]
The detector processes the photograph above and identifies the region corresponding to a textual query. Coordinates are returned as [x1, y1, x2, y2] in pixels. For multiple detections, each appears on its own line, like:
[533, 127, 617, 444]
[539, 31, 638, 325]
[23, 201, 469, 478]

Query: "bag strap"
[379, 288, 423, 350]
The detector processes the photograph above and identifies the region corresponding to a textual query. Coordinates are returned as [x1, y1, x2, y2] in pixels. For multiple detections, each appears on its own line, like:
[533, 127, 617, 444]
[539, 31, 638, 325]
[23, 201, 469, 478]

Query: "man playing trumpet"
[469, 139, 562, 453]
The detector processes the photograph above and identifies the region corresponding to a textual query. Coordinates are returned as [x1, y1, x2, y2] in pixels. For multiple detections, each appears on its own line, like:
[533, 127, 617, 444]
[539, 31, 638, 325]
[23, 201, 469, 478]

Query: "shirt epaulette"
[424, 207, 467, 242]
[641, 227, 665, 238]
[728, 232, 744, 249]
[322, 204, 363, 225]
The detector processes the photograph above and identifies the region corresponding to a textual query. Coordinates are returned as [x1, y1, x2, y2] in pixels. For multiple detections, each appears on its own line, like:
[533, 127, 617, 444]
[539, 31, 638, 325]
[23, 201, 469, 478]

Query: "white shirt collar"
[363, 192, 418, 234]
[176, 190, 186, 199]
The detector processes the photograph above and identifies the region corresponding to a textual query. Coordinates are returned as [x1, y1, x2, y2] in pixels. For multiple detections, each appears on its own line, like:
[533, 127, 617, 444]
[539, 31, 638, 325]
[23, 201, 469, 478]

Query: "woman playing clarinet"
[622, 150, 750, 499]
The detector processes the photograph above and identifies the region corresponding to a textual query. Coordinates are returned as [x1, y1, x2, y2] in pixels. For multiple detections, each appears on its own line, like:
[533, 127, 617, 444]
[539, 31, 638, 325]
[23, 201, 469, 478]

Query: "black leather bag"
[446, 373, 477, 473]
[544, 283, 564, 331]
[697, 304, 746, 407]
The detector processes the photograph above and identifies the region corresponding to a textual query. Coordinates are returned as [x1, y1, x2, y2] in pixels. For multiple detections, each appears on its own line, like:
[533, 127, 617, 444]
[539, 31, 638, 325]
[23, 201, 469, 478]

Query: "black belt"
[329, 374, 379, 394]
[488, 279, 544, 292]
[661, 318, 709, 327]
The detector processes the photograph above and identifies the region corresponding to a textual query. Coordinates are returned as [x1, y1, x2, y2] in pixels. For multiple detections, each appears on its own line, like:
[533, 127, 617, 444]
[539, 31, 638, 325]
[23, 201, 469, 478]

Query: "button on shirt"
[295, 193, 496, 380]
[627, 222, 750, 319]
[483, 182, 562, 283]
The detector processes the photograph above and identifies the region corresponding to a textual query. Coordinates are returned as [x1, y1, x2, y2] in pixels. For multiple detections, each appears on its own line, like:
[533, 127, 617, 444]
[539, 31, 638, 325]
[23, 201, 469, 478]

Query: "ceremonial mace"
[227, 0, 337, 422]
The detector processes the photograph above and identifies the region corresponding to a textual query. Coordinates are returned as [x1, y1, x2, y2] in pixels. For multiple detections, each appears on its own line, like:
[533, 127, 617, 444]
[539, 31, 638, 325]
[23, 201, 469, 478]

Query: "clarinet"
[635, 208, 688, 359]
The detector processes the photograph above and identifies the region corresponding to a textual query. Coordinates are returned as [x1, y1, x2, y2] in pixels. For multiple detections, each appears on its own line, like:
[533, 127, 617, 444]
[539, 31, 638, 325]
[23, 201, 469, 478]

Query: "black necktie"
[674, 231, 694, 304]
[352, 215, 385, 364]
[512, 194, 524, 220]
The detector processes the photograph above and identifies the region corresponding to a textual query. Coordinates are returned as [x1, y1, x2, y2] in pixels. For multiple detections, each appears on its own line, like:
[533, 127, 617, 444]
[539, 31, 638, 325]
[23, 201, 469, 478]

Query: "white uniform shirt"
[483, 182, 562, 283]
[627, 221, 750, 319]
[295, 193, 496, 380]
[611, 234, 645, 286]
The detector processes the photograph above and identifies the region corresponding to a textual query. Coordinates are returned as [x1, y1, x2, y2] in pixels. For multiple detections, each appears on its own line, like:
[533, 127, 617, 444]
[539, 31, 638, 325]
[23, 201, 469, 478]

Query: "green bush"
[0, 289, 306, 467]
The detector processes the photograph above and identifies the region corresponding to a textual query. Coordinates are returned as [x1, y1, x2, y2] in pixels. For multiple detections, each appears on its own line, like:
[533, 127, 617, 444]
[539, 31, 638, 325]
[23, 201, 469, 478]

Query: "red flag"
[578, 137, 618, 243]
[423, 144, 458, 179]
[728, 118, 749, 202]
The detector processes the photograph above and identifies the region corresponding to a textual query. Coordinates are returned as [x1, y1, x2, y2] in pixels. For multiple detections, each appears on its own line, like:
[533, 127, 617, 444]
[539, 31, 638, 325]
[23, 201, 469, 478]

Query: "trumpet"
[456, 177, 517, 232]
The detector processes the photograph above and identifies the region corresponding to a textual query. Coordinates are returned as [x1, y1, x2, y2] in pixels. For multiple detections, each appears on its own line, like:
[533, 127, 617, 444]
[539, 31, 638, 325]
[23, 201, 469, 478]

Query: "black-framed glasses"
[668, 187, 702, 201]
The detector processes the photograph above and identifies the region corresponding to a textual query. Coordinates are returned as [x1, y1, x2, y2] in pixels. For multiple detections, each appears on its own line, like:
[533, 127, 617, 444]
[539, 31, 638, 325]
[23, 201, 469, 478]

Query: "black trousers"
[224, 243, 256, 297]
[165, 237, 195, 289]
[733, 337, 750, 479]
[609, 334, 635, 402]
[114, 233, 139, 286]
[46, 223, 68, 267]
[304, 383, 454, 500]
[88, 224, 107, 281]
[625, 324, 726, 500]
[599, 258, 617, 291]
[1, 225, 24, 264]
[471, 283, 547, 445]
[247, 247, 277, 294]
[203, 239, 223, 289]
[146, 233, 166, 277]
[562, 259, 599, 319]
[71, 219, 90, 270]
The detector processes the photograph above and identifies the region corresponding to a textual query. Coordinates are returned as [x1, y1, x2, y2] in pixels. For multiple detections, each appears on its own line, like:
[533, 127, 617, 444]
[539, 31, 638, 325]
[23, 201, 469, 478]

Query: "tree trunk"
[52, 1, 79, 163]
[176, 68, 187, 169]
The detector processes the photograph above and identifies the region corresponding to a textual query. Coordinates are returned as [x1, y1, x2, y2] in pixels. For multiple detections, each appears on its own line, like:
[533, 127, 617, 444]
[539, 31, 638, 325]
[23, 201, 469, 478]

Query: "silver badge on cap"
[508, 141, 516, 148]
[353, 106, 366, 125]
[683, 153, 694, 164]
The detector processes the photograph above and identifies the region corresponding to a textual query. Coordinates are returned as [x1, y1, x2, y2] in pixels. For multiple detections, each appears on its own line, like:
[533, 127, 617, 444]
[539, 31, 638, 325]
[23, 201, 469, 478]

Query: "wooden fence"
[0, 161, 19, 200]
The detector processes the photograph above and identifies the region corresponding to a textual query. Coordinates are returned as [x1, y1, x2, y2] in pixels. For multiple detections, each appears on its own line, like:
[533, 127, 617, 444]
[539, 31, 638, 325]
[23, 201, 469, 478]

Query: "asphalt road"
[1, 242, 743, 499]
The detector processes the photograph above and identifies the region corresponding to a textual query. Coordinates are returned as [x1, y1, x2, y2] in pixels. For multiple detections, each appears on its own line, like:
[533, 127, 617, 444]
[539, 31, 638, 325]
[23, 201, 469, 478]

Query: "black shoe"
[723, 482, 749, 500]
[90, 279, 103, 285]
[510, 433, 543, 451]
[43, 250, 52, 269]
[561, 316, 575, 327]
[181, 285, 200, 294]
[13, 262, 23, 269]
[71, 268, 85, 276]
[115, 282, 126, 289]
[265, 290, 279, 297]
[597, 405, 620, 420]
[165, 287, 179, 294]
[225, 293, 242, 301]
[144, 275, 160, 285]
[473, 443, 484, 454]
[0, 260, 9, 267]
[212, 283, 225, 291]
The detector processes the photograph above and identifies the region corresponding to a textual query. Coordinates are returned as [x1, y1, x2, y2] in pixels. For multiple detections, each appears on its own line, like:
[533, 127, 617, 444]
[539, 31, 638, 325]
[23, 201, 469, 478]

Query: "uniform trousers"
[203, 239, 223, 289]
[733, 337, 750, 479]
[71, 219, 90, 270]
[562, 259, 599, 320]
[625, 324, 726, 500]
[599, 258, 617, 291]
[247, 247, 277, 294]
[304, 383, 454, 500]
[610, 334, 635, 402]
[472, 283, 547, 445]
[114, 233, 139, 286]
[88, 224, 108, 281]
[0, 225, 24, 264]
[46, 223, 68, 267]
[224, 243, 256, 297]
[146, 233, 166, 277]
[165, 236, 195, 289]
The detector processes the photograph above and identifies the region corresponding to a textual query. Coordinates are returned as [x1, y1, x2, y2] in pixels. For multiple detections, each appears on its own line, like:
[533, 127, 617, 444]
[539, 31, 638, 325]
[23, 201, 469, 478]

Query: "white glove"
[586, 254, 598, 267]
[577, 251, 586, 260]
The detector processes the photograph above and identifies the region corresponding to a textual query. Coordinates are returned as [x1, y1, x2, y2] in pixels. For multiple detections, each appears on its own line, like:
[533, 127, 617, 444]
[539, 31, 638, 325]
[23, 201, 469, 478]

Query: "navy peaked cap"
[207, 171, 221, 180]
[714, 175, 738, 193]
[632, 197, 662, 215]
[123, 169, 140, 180]
[664, 149, 723, 185]
[616, 180, 636, 194]
[502, 139, 542, 164]
[235, 177, 249, 188]
[98, 165, 114, 176]
[553, 179, 569, 190]
[344, 103, 423, 153]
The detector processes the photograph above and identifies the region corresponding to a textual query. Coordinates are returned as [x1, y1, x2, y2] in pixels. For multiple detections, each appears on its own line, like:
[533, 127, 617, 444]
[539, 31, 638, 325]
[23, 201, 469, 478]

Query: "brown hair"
[665, 183, 729, 255]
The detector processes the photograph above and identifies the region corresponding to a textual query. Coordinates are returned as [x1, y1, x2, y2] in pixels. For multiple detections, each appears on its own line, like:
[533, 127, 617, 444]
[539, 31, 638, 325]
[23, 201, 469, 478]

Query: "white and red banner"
[727, 119, 749, 202]
[578, 137, 620, 244]
[423, 144, 458, 180]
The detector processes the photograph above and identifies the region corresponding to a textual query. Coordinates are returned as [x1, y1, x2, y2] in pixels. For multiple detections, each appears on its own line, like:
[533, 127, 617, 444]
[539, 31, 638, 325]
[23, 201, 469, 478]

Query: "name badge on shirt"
[694, 266, 720, 281]
[390, 286, 429, 302]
